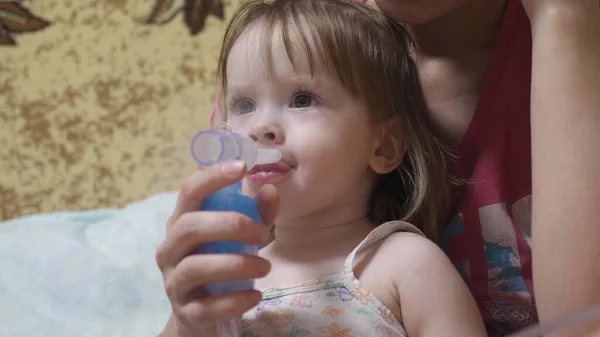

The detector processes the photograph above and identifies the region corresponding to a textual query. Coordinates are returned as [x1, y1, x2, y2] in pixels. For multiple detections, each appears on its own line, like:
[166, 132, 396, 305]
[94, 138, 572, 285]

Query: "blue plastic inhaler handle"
[195, 180, 262, 296]
[190, 127, 275, 337]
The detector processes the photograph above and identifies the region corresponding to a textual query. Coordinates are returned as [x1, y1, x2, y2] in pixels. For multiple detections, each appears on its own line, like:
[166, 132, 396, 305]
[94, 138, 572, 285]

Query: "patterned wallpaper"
[0, 0, 238, 220]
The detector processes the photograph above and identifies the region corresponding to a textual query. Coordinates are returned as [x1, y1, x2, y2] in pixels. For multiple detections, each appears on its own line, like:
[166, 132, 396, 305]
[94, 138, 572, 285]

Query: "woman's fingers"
[176, 289, 263, 326]
[169, 161, 247, 228]
[255, 184, 279, 230]
[156, 211, 271, 272]
[158, 162, 279, 332]
[168, 253, 271, 304]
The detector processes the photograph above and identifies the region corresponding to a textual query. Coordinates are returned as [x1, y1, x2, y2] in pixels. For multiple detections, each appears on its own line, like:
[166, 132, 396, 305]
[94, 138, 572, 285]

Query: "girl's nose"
[248, 124, 285, 145]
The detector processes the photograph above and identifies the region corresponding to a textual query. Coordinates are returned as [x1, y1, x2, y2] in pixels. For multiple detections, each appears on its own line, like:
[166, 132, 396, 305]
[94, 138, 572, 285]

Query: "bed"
[0, 192, 176, 337]
[0, 0, 238, 335]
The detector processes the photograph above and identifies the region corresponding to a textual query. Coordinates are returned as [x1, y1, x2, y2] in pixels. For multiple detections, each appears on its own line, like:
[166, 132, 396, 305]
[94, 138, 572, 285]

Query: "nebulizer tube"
[190, 123, 281, 337]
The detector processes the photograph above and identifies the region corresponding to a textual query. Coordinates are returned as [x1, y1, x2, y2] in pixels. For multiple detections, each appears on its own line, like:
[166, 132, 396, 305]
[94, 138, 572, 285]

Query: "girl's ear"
[369, 120, 406, 174]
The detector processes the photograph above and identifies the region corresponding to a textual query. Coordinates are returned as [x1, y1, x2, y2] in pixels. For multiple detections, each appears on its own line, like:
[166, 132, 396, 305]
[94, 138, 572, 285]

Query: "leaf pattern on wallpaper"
[145, 0, 225, 35]
[0, 0, 51, 46]
[146, 0, 182, 24]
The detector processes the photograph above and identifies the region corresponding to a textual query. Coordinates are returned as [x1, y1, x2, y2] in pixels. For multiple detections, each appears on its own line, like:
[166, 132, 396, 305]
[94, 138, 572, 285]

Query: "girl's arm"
[526, 2, 600, 335]
[388, 234, 486, 337]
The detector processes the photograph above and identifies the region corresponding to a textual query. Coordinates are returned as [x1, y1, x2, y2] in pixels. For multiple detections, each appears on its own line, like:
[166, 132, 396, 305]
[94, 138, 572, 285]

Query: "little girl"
[157, 0, 486, 336]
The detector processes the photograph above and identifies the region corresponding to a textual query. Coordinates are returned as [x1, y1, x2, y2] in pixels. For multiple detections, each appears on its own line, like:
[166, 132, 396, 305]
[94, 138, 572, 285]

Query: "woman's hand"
[156, 161, 278, 337]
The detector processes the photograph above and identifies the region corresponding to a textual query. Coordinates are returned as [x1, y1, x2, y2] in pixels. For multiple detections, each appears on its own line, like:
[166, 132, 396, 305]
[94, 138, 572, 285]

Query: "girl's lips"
[246, 161, 293, 184]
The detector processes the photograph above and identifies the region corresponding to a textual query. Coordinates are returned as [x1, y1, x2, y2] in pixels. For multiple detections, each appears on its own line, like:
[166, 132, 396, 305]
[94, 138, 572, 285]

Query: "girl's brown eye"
[234, 100, 256, 114]
[292, 94, 314, 108]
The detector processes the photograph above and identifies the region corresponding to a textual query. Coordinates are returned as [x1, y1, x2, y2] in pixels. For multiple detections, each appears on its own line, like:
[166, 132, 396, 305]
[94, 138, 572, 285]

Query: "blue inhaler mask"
[190, 123, 281, 337]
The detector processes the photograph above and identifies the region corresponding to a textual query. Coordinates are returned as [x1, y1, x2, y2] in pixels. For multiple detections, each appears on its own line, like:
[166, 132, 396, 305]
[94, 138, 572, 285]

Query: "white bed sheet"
[0, 192, 177, 337]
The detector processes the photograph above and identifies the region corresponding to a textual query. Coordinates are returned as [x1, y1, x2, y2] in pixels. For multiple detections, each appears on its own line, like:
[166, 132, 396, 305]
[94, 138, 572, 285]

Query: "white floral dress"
[242, 221, 424, 337]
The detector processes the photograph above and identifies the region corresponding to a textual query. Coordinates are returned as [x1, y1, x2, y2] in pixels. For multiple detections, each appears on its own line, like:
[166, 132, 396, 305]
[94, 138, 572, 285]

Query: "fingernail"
[222, 161, 245, 175]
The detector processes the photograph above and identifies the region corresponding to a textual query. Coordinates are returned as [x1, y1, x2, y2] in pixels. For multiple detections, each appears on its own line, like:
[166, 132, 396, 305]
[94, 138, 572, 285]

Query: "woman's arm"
[527, 2, 600, 336]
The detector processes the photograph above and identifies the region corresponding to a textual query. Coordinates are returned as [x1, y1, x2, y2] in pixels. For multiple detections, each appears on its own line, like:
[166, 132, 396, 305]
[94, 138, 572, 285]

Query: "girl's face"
[225, 24, 385, 224]
[363, 0, 472, 24]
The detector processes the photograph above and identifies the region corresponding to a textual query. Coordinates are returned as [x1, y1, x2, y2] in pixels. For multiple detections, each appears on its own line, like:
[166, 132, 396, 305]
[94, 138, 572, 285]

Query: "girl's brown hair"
[217, 0, 453, 242]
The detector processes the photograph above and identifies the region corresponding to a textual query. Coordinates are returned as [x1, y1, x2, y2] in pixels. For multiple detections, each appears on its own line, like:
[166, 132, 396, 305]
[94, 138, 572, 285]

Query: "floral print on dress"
[377, 305, 397, 325]
[321, 306, 345, 317]
[244, 278, 407, 337]
[357, 307, 375, 316]
[327, 287, 353, 302]
[284, 326, 310, 337]
[299, 278, 322, 287]
[241, 221, 419, 337]
[257, 298, 282, 311]
[375, 324, 396, 337]
[349, 285, 372, 304]
[317, 322, 353, 337]
[290, 294, 313, 308]
[325, 280, 344, 288]
[259, 309, 295, 327]
[263, 288, 284, 298]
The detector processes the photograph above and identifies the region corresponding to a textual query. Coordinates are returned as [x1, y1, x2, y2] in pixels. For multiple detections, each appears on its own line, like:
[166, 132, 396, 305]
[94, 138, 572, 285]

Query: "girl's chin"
[240, 183, 302, 219]
[270, 202, 305, 224]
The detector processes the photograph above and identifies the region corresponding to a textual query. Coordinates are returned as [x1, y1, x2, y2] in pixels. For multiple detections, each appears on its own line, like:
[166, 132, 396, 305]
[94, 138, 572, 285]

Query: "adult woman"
[363, 0, 600, 336]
